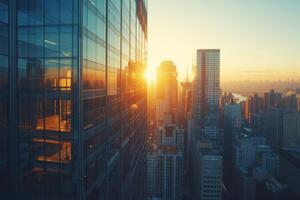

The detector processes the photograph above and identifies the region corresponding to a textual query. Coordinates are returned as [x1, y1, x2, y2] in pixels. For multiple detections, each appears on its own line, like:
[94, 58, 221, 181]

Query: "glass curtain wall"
[0, 0, 147, 199]
[17, 0, 79, 198]
[0, 0, 9, 198]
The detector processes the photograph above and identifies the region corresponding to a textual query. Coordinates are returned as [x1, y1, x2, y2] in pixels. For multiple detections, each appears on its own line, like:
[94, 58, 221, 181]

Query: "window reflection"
[33, 139, 72, 164]
[18, 58, 72, 132]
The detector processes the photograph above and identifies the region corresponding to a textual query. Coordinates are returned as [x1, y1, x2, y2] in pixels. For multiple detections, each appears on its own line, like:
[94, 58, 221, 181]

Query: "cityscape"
[0, 0, 299, 200]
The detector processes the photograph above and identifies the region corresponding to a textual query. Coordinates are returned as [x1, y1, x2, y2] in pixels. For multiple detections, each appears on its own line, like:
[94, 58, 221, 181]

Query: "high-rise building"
[178, 81, 192, 129]
[245, 94, 264, 122]
[264, 89, 282, 111]
[146, 59, 185, 200]
[232, 129, 280, 200]
[264, 108, 300, 151]
[145, 125, 184, 200]
[224, 104, 242, 130]
[200, 155, 223, 200]
[279, 148, 300, 199]
[189, 49, 222, 200]
[190, 139, 222, 200]
[156, 60, 178, 125]
[282, 112, 300, 147]
[282, 94, 298, 111]
[0, 0, 148, 199]
[193, 49, 220, 138]
[223, 103, 242, 189]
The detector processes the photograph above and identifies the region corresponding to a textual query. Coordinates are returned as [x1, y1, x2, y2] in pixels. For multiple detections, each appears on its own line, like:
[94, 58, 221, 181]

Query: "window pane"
[60, 0, 73, 24]
[60, 26, 72, 57]
[45, 26, 59, 57]
[45, 0, 59, 25]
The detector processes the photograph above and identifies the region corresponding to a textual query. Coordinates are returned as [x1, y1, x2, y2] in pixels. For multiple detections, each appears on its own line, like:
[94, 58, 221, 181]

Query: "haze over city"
[148, 0, 300, 82]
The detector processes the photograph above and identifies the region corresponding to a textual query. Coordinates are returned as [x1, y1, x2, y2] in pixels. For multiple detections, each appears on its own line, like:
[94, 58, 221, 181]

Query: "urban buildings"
[224, 103, 242, 131]
[232, 129, 280, 200]
[279, 148, 300, 199]
[0, 0, 148, 199]
[223, 103, 242, 189]
[200, 155, 223, 200]
[264, 90, 282, 111]
[190, 139, 223, 200]
[145, 60, 185, 200]
[193, 49, 220, 138]
[282, 112, 300, 147]
[178, 80, 192, 129]
[145, 126, 184, 200]
[189, 49, 222, 200]
[156, 61, 178, 125]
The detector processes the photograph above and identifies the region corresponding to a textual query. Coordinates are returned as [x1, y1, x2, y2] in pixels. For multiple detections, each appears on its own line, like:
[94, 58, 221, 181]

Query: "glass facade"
[1, 0, 147, 199]
[0, 0, 9, 198]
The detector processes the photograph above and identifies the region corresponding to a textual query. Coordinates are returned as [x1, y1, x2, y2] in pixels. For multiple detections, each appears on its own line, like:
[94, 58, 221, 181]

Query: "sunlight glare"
[145, 68, 156, 82]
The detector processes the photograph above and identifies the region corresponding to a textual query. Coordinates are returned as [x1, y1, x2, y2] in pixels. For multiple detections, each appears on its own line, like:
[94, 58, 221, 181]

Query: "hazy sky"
[148, 0, 300, 82]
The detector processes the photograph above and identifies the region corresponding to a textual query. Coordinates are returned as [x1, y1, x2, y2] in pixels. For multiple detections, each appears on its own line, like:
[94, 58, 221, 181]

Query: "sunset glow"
[145, 67, 156, 82]
[148, 0, 300, 82]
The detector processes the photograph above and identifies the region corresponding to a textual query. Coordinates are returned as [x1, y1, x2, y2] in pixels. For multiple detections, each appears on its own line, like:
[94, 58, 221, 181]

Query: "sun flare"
[145, 68, 156, 82]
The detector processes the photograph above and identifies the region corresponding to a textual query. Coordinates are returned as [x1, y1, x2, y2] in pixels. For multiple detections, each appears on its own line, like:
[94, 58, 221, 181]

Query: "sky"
[147, 0, 300, 82]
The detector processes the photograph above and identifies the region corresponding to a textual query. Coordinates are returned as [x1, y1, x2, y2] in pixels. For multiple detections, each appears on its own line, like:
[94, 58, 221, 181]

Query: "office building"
[264, 90, 282, 111]
[223, 103, 242, 189]
[282, 112, 300, 147]
[200, 155, 223, 200]
[245, 94, 264, 122]
[193, 49, 220, 138]
[190, 139, 222, 200]
[224, 103, 242, 131]
[282, 93, 298, 111]
[279, 148, 300, 199]
[264, 108, 300, 150]
[178, 81, 192, 129]
[157, 124, 184, 151]
[145, 126, 184, 200]
[156, 60, 178, 125]
[0, 0, 148, 199]
[264, 108, 284, 151]
[233, 132, 266, 169]
[233, 130, 280, 200]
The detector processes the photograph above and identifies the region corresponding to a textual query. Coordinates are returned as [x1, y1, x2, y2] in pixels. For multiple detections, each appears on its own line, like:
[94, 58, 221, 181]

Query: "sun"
[145, 68, 156, 82]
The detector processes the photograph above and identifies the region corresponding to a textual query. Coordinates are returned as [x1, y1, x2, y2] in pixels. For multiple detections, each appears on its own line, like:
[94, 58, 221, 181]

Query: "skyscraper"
[193, 49, 220, 138]
[189, 49, 222, 200]
[223, 103, 242, 190]
[264, 89, 282, 111]
[0, 0, 148, 199]
[282, 112, 300, 147]
[156, 60, 178, 125]
[145, 125, 184, 200]
[200, 155, 223, 200]
[145, 60, 185, 200]
[190, 138, 223, 200]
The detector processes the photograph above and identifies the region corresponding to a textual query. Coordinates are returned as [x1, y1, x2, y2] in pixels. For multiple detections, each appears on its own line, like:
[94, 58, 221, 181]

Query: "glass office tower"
[0, 0, 147, 199]
[0, 0, 9, 198]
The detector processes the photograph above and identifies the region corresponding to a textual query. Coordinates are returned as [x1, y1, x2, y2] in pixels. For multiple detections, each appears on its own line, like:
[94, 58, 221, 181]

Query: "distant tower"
[193, 49, 220, 138]
[156, 60, 178, 125]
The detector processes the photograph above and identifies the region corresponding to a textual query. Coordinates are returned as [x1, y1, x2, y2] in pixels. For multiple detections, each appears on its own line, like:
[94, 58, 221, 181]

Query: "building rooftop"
[197, 49, 220, 52]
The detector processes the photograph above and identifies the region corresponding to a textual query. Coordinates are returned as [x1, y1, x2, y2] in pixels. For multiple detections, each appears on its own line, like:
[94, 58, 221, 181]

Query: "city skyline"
[1, 1, 300, 200]
[147, 0, 300, 82]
